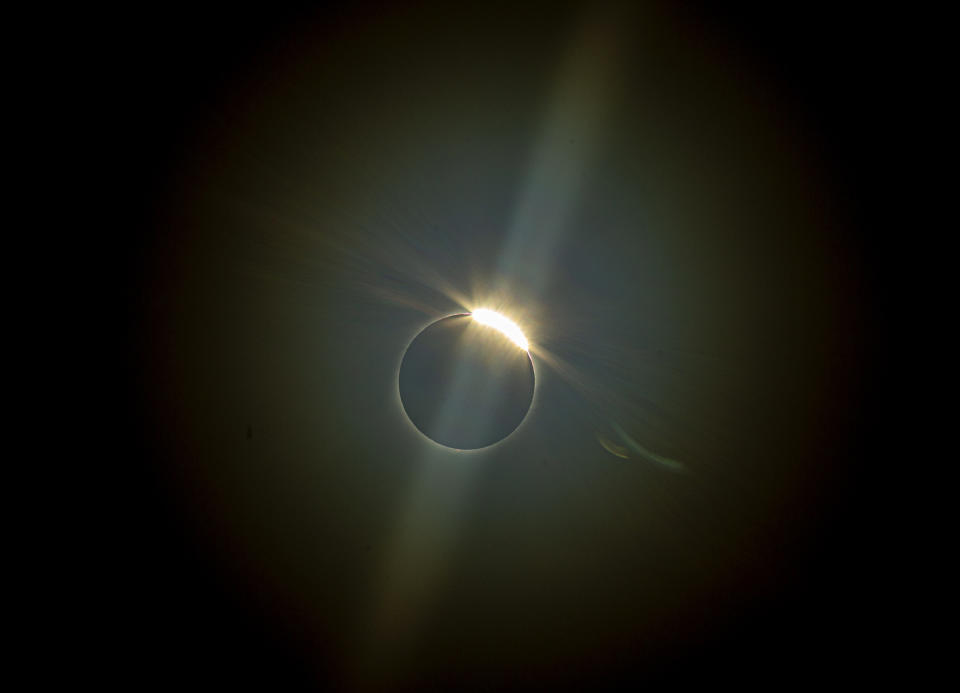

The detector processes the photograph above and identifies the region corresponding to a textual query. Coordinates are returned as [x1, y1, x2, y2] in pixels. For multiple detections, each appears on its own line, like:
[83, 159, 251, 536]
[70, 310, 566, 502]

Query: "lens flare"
[470, 309, 529, 351]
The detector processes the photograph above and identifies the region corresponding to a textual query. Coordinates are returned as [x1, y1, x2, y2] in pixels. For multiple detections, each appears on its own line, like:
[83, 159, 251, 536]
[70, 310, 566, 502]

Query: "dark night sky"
[77, 1, 905, 688]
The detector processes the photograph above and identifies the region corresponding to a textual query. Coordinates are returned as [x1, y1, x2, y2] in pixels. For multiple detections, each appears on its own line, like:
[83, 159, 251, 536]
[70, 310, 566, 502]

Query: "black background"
[68, 1, 904, 688]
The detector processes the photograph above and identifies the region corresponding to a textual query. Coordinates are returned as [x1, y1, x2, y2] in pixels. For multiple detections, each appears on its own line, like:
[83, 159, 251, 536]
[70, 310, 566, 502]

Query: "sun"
[470, 309, 529, 351]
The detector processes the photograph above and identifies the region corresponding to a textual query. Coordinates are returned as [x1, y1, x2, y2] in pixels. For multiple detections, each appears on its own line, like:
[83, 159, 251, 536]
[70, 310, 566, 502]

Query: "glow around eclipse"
[471, 309, 529, 351]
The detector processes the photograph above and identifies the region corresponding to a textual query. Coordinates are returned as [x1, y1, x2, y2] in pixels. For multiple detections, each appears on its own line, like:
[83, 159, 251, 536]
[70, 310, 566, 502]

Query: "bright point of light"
[471, 309, 529, 351]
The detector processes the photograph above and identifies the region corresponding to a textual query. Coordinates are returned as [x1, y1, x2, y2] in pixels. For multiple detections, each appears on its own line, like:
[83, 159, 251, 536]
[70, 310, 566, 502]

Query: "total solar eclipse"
[398, 310, 535, 450]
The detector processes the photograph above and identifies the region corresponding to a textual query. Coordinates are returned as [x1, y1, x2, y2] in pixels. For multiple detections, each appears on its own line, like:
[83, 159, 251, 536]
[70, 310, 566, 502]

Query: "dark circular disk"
[398, 314, 535, 450]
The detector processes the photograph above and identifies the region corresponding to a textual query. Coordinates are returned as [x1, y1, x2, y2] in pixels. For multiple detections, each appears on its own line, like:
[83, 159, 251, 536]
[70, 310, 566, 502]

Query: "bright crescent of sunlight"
[470, 309, 529, 351]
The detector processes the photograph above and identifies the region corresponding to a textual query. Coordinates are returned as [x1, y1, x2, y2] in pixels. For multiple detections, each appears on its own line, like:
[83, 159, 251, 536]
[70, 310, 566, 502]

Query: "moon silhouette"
[398, 313, 535, 450]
